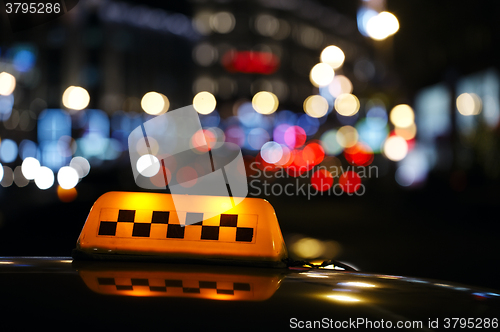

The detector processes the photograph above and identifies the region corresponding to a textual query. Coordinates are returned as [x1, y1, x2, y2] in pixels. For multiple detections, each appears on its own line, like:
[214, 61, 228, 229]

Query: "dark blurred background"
[0, 0, 499, 289]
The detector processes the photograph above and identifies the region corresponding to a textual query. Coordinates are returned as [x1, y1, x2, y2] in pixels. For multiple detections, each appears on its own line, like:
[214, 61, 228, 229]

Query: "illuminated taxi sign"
[73, 192, 287, 267]
[78, 267, 282, 300]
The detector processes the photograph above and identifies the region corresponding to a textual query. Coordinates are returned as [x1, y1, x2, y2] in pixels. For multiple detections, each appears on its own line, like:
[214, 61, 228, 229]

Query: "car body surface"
[0, 257, 499, 330]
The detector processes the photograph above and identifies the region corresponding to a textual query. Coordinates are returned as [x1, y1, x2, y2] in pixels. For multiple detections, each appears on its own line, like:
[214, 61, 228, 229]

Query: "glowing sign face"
[128, 105, 248, 224]
[97, 208, 257, 243]
[73, 192, 288, 267]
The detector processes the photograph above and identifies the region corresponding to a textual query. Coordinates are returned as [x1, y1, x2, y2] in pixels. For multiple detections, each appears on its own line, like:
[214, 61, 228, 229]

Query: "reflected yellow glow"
[328, 75, 353, 98]
[62, 86, 90, 110]
[252, 91, 279, 115]
[320, 45, 345, 69]
[383, 135, 408, 161]
[292, 237, 325, 259]
[0, 72, 16, 95]
[327, 294, 361, 302]
[336, 126, 358, 148]
[457, 93, 482, 116]
[339, 281, 375, 288]
[193, 91, 217, 115]
[366, 11, 399, 40]
[304, 95, 329, 118]
[395, 123, 417, 140]
[390, 104, 414, 128]
[141, 92, 169, 115]
[310, 63, 335, 87]
[334, 93, 360, 116]
[0, 261, 14, 264]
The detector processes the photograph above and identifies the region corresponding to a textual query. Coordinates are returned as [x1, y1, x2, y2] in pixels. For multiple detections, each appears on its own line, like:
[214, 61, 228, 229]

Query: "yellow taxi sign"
[73, 192, 288, 267]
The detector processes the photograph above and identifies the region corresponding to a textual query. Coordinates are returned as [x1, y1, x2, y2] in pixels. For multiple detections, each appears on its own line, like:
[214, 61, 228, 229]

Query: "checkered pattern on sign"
[97, 277, 251, 295]
[97, 209, 256, 243]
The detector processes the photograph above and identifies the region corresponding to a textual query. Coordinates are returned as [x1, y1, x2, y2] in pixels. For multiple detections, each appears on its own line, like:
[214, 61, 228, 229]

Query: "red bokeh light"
[344, 143, 374, 166]
[311, 169, 334, 192]
[222, 50, 280, 74]
[339, 171, 362, 193]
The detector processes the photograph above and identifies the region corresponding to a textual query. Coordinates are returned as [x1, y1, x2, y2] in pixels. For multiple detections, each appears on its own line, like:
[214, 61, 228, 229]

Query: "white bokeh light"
[21, 157, 41, 180]
[57, 166, 79, 189]
[34, 166, 54, 190]
[137, 154, 161, 177]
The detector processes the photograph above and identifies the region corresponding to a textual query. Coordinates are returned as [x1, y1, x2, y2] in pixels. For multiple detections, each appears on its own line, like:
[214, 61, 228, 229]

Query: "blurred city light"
[57, 166, 79, 189]
[34, 166, 54, 190]
[0, 72, 16, 96]
[320, 45, 345, 69]
[366, 11, 399, 40]
[260, 141, 283, 164]
[70, 156, 90, 178]
[62, 86, 90, 110]
[193, 91, 217, 115]
[336, 126, 358, 148]
[21, 157, 40, 180]
[141, 92, 169, 115]
[0, 139, 18, 163]
[456, 93, 482, 116]
[210, 11, 236, 34]
[383, 135, 408, 161]
[390, 104, 415, 128]
[320, 129, 343, 156]
[136, 154, 161, 178]
[328, 75, 353, 98]
[252, 91, 279, 115]
[334, 93, 360, 116]
[310, 63, 335, 87]
[304, 95, 329, 118]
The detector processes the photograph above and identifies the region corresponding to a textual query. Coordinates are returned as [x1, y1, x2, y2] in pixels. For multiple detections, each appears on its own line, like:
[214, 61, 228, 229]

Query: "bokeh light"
[62, 86, 90, 110]
[311, 169, 333, 192]
[366, 11, 399, 41]
[390, 104, 415, 128]
[320, 45, 345, 69]
[284, 126, 307, 149]
[21, 157, 40, 180]
[339, 171, 362, 194]
[193, 91, 217, 115]
[336, 126, 358, 148]
[334, 93, 360, 116]
[0, 72, 16, 95]
[210, 11, 236, 34]
[57, 186, 78, 202]
[57, 166, 79, 189]
[136, 154, 161, 177]
[328, 75, 353, 98]
[141, 91, 169, 115]
[260, 141, 283, 164]
[0, 139, 18, 163]
[304, 95, 329, 118]
[395, 123, 417, 140]
[70, 156, 90, 178]
[383, 135, 408, 161]
[344, 143, 374, 166]
[252, 91, 279, 115]
[456, 93, 482, 116]
[34, 166, 54, 190]
[320, 129, 343, 155]
[310, 63, 335, 87]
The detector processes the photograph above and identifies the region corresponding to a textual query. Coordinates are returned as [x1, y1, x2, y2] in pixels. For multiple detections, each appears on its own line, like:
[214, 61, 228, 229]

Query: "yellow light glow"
[339, 281, 376, 288]
[74, 192, 288, 267]
[326, 294, 361, 302]
[366, 11, 399, 41]
[304, 95, 329, 118]
[390, 104, 414, 128]
[336, 126, 358, 148]
[141, 92, 169, 115]
[395, 123, 417, 140]
[383, 135, 408, 161]
[62, 86, 90, 110]
[193, 91, 217, 115]
[210, 11, 236, 34]
[320, 45, 345, 69]
[328, 75, 353, 98]
[252, 91, 279, 115]
[0, 72, 16, 95]
[457, 93, 481, 116]
[292, 237, 325, 259]
[310, 63, 335, 87]
[334, 93, 360, 116]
